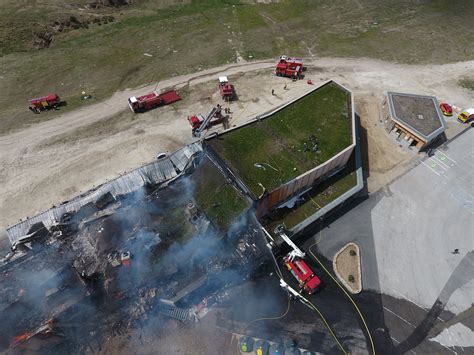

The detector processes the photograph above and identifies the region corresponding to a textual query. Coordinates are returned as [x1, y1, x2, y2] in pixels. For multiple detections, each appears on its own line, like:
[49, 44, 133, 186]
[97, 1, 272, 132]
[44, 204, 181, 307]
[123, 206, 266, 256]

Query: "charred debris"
[0, 154, 270, 353]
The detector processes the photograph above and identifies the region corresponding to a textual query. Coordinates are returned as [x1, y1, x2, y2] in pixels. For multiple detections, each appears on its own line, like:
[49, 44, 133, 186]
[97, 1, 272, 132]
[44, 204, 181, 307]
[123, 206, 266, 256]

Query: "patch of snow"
[429, 323, 474, 348]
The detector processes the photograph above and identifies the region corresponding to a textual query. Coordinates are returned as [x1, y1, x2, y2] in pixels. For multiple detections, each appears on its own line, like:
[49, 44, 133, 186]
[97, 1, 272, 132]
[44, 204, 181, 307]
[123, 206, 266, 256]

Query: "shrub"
[348, 275, 355, 283]
[349, 249, 356, 256]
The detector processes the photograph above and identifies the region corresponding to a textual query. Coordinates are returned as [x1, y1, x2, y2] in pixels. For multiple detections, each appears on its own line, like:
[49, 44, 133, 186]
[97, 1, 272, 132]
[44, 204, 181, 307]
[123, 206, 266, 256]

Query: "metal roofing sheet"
[6, 143, 202, 245]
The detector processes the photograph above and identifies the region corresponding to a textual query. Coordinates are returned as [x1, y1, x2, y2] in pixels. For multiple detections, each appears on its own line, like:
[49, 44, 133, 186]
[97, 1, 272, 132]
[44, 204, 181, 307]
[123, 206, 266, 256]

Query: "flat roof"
[387, 92, 445, 141]
[206, 81, 354, 198]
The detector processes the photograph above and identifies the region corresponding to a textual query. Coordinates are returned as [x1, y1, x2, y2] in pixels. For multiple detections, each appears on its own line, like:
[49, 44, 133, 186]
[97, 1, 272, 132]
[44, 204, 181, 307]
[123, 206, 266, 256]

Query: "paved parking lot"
[303, 128, 473, 353]
[371, 128, 473, 315]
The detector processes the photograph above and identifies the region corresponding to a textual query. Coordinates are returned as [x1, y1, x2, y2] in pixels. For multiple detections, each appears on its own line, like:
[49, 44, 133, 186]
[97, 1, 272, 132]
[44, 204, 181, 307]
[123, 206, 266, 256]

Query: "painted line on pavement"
[390, 337, 417, 355]
[383, 306, 416, 328]
[430, 156, 450, 171]
[435, 153, 456, 167]
[421, 160, 441, 176]
[438, 150, 458, 165]
[384, 286, 447, 323]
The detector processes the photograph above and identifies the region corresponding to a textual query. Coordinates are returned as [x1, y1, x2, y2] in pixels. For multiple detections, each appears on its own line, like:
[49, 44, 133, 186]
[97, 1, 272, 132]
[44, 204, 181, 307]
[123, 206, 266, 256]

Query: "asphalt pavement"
[298, 128, 474, 354]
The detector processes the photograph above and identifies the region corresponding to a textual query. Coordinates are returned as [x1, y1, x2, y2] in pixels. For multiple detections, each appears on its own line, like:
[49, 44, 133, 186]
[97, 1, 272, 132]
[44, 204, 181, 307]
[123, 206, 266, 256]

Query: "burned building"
[1, 147, 270, 353]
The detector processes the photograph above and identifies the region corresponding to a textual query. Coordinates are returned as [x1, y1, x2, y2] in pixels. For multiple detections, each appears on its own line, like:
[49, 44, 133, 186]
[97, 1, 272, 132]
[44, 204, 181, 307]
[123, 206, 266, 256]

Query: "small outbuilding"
[384, 92, 446, 151]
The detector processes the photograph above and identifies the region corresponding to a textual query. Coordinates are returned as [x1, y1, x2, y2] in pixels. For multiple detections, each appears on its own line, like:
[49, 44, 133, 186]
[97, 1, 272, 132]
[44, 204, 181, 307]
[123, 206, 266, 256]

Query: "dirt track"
[1, 57, 473, 237]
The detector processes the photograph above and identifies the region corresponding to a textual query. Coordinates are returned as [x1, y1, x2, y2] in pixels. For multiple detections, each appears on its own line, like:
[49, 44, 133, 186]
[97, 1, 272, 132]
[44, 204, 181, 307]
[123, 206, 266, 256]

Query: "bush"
[349, 249, 356, 256]
[348, 275, 355, 283]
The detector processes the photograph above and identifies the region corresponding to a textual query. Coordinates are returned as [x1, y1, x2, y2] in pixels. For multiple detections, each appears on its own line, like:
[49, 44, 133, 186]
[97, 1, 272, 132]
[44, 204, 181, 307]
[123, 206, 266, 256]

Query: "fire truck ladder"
[193, 106, 218, 138]
[273, 224, 305, 260]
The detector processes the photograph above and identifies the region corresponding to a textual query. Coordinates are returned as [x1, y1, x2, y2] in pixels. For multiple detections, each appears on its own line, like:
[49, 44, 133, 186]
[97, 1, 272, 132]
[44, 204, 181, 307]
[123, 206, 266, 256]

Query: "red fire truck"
[275, 55, 304, 79]
[283, 256, 321, 294]
[128, 89, 181, 113]
[188, 106, 224, 130]
[218, 76, 234, 100]
[29, 94, 61, 113]
[271, 225, 321, 295]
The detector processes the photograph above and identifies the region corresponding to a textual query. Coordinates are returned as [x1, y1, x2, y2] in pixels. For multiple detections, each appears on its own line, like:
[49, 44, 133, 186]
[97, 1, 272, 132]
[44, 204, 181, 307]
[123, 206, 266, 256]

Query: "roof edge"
[387, 91, 446, 141]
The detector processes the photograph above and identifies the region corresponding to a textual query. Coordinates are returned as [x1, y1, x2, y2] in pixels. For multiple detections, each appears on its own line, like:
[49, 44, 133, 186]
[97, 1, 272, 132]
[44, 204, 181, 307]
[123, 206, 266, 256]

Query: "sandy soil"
[1, 57, 473, 237]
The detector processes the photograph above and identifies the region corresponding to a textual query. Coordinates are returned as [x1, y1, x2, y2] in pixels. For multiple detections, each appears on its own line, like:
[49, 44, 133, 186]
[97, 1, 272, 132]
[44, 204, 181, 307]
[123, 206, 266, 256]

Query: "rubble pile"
[0, 173, 269, 353]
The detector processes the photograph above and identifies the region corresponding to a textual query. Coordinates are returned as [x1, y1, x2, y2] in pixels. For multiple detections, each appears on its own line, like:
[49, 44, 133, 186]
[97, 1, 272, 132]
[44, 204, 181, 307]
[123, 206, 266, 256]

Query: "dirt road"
[1, 57, 473, 237]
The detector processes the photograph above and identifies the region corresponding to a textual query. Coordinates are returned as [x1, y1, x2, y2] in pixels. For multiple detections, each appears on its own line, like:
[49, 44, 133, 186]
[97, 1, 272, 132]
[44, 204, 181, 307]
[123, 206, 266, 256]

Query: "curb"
[333, 242, 362, 294]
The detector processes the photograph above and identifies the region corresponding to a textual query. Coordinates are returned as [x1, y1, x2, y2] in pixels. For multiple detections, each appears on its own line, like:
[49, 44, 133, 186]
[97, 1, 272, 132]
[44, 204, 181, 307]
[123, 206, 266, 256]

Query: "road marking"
[421, 160, 441, 176]
[385, 307, 458, 355]
[430, 156, 450, 171]
[390, 337, 417, 355]
[383, 286, 447, 323]
[432, 155, 452, 170]
[435, 152, 456, 167]
[383, 306, 416, 328]
[438, 151, 458, 165]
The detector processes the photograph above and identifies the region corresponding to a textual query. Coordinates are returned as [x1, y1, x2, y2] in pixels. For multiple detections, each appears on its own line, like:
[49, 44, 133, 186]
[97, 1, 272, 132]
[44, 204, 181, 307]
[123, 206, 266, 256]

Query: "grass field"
[192, 157, 249, 230]
[207, 82, 352, 196]
[459, 79, 474, 92]
[1, 0, 473, 133]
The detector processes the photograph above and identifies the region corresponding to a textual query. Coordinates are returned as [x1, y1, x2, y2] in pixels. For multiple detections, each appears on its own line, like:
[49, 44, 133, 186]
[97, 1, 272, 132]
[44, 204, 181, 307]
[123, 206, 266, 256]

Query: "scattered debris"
[0, 154, 269, 352]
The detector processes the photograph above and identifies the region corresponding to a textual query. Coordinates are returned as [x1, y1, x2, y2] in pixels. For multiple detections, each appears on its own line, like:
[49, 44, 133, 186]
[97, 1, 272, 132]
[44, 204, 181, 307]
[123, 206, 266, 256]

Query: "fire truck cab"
[218, 76, 234, 100]
[275, 55, 304, 79]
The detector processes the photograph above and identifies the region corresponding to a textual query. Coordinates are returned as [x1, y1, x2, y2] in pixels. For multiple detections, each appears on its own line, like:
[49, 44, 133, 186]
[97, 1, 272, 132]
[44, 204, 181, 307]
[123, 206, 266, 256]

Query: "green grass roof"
[192, 157, 249, 230]
[207, 82, 352, 197]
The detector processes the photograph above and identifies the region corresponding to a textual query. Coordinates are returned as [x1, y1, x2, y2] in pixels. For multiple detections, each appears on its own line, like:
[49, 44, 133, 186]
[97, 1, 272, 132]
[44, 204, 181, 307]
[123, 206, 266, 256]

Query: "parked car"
[458, 108, 474, 123]
[439, 102, 453, 116]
